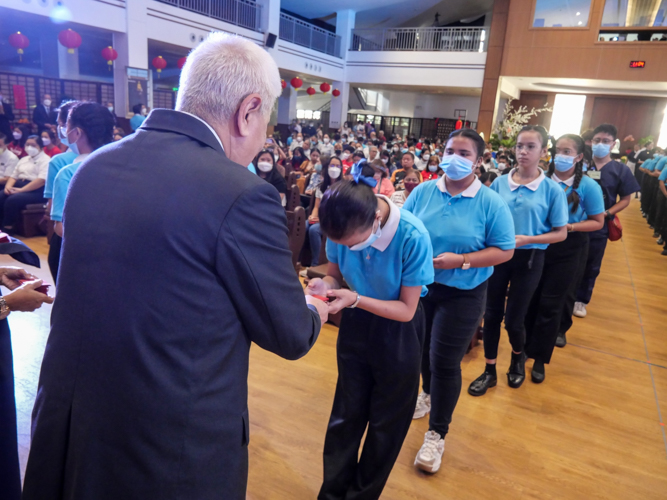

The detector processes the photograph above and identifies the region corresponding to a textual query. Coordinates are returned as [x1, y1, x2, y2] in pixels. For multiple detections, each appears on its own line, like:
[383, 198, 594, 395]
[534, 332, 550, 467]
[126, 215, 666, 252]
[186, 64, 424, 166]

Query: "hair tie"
[351, 159, 378, 188]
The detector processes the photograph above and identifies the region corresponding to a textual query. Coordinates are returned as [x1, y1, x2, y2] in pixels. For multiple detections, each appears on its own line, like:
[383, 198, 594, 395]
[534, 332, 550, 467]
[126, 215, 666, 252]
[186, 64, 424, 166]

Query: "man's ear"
[236, 94, 263, 137]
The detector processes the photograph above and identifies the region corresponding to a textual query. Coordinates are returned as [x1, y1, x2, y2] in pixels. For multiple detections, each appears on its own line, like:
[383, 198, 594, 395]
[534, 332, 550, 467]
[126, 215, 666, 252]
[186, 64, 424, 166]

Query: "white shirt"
[507, 168, 546, 191]
[551, 172, 574, 187]
[372, 194, 400, 251]
[13, 150, 49, 181]
[390, 189, 408, 208]
[320, 143, 335, 156]
[0, 148, 19, 178]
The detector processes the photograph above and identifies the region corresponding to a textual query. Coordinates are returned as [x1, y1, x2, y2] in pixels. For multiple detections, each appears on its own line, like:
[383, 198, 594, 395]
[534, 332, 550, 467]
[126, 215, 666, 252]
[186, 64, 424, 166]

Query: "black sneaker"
[555, 331, 567, 348]
[658, 237, 664, 245]
[662, 248, 667, 256]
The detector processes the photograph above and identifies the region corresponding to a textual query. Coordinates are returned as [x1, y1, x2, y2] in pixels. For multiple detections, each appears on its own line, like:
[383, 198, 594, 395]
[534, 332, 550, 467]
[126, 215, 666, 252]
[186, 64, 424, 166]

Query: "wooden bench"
[285, 206, 306, 274]
[17, 204, 48, 237]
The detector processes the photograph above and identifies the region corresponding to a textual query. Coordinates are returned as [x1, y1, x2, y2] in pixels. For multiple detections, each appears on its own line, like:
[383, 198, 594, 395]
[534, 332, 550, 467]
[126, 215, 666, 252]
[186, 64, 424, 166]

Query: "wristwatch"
[605, 210, 614, 220]
[0, 297, 10, 317]
[461, 254, 471, 270]
[348, 293, 362, 309]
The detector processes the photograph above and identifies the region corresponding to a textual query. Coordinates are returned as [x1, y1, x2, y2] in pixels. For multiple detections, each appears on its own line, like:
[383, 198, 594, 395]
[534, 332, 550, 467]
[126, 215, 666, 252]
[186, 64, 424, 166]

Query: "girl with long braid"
[523, 134, 605, 382]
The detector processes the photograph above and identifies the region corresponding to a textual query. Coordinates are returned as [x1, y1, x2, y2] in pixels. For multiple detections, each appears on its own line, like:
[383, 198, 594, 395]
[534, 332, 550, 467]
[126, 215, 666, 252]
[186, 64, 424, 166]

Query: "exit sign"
[630, 61, 646, 68]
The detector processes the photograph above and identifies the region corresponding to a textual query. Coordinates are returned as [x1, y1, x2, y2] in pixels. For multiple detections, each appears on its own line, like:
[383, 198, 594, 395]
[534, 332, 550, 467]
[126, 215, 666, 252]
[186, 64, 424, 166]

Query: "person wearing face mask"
[33, 94, 58, 133]
[390, 169, 421, 208]
[106, 101, 118, 121]
[402, 129, 515, 473]
[253, 149, 287, 206]
[0, 136, 49, 232]
[422, 155, 442, 181]
[0, 134, 19, 188]
[290, 133, 304, 152]
[414, 150, 430, 172]
[469, 125, 568, 398]
[569, 124, 640, 320]
[496, 154, 510, 175]
[130, 103, 147, 131]
[7, 126, 28, 159]
[304, 153, 324, 196]
[40, 129, 62, 158]
[370, 159, 395, 197]
[523, 134, 604, 382]
[341, 146, 355, 172]
[390, 152, 423, 188]
[306, 162, 433, 500]
[0, 92, 15, 140]
[291, 146, 308, 176]
[300, 147, 320, 176]
[320, 134, 335, 156]
[379, 150, 396, 175]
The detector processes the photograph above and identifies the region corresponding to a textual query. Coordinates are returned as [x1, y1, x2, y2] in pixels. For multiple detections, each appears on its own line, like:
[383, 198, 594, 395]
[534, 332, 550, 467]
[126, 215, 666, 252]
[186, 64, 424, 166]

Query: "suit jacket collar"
[140, 109, 225, 155]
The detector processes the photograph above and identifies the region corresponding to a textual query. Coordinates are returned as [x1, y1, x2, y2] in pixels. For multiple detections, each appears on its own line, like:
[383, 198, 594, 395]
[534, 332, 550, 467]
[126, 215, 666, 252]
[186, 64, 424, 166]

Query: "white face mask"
[428, 164, 438, 172]
[342, 152, 350, 159]
[274, 154, 279, 162]
[381, 158, 388, 165]
[323, 138, 330, 144]
[25, 146, 39, 157]
[42, 137, 51, 146]
[43, 99, 52, 107]
[257, 161, 273, 173]
[422, 154, 430, 161]
[141, 108, 147, 116]
[108, 106, 114, 113]
[497, 162, 507, 171]
[13, 132, 21, 141]
[328, 166, 341, 179]
[296, 137, 303, 143]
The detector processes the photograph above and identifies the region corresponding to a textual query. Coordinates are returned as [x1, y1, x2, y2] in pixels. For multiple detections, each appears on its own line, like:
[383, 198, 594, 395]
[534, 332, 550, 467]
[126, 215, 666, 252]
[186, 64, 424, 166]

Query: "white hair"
[176, 32, 281, 126]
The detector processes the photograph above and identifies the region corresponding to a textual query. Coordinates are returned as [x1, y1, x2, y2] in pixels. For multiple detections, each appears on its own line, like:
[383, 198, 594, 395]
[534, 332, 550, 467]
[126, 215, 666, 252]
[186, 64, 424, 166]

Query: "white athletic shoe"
[414, 430, 445, 473]
[413, 392, 431, 419]
[299, 268, 308, 278]
[573, 301, 587, 318]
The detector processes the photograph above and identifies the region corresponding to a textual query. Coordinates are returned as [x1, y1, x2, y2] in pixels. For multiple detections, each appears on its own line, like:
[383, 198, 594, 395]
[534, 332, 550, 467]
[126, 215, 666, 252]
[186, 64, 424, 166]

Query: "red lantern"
[290, 77, 303, 89]
[177, 57, 187, 70]
[152, 56, 167, 78]
[9, 32, 30, 61]
[281, 79, 286, 89]
[319, 82, 331, 94]
[332, 89, 341, 98]
[58, 28, 82, 54]
[306, 87, 316, 98]
[101, 46, 118, 71]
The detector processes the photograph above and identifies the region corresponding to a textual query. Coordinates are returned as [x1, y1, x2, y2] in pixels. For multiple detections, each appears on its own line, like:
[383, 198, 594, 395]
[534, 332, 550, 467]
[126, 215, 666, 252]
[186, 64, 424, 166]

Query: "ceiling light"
[578, 21, 582, 25]
[576, 12, 580, 15]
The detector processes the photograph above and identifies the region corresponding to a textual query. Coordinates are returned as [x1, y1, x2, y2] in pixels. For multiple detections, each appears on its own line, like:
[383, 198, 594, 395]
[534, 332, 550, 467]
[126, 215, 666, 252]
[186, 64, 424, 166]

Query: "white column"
[329, 81, 349, 130]
[277, 84, 297, 125]
[335, 9, 355, 58]
[112, 32, 130, 118]
[257, 0, 280, 53]
[58, 44, 80, 80]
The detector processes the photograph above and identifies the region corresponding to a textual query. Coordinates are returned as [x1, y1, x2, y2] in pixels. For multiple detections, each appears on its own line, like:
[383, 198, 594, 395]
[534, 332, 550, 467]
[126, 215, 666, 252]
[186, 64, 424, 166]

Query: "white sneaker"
[414, 430, 445, 473]
[573, 301, 587, 318]
[413, 392, 431, 419]
[299, 268, 308, 278]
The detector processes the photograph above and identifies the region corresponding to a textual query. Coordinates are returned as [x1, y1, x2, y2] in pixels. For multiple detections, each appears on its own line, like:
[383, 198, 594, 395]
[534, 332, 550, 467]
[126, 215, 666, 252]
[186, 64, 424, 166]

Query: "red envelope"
[18, 279, 51, 295]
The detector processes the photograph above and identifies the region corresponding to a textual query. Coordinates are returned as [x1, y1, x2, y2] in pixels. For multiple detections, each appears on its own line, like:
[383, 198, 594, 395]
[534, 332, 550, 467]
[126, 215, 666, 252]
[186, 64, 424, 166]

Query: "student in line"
[306, 161, 433, 500]
[403, 128, 515, 473]
[524, 134, 604, 380]
[468, 125, 568, 396]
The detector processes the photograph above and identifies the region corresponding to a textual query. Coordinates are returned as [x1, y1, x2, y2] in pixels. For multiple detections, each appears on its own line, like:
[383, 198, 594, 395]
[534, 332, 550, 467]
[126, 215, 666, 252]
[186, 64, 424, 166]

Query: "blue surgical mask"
[349, 216, 382, 251]
[315, 163, 322, 172]
[401, 148, 408, 154]
[592, 143, 611, 158]
[440, 154, 474, 181]
[59, 126, 69, 147]
[554, 154, 576, 172]
[66, 128, 80, 156]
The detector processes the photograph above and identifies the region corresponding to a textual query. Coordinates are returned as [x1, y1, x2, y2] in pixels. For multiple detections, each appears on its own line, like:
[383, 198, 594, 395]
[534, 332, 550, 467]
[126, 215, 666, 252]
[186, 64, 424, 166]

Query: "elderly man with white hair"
[22, 33, 328, 500]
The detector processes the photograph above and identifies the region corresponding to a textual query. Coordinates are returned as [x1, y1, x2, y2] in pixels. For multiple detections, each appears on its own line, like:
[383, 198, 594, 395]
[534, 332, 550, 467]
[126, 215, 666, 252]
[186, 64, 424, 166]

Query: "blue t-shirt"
[490, 170, 569, 250]
[130, 114, 146, 131]
[644, 158, 657, 171]
[326, 205, 434, 300]
[403, 177, 515, 289]
[44, 151, 77, 199]
[658, 166, 667, 182]
[552, 174, 605, 224]
[588, 160, 640, 237]
[655, 156, 667, 172]
[51, 161, 83, 222]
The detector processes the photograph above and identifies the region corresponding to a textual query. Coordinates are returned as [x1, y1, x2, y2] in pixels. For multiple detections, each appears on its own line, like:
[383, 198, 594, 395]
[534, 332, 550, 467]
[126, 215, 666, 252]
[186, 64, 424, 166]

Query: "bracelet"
[568, 224, 574, 233]
[0, 297, 10, 317]
[348, 293, 362, 309]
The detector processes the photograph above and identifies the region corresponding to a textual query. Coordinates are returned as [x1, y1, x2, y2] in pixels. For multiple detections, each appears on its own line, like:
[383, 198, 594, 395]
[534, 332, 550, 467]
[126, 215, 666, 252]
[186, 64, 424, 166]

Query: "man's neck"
[594, 155, 611, 169]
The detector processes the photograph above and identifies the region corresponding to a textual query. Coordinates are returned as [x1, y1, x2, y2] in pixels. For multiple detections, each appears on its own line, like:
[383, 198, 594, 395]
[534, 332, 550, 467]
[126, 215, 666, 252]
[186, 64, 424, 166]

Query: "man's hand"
[0, 267, 37, 290]
[305, 295, 328, 325]
[326, 289, 358, 315]
[305, 278, 328, 297]
[433, 252, 464, 270]
[308, 215, 319, 224]
[4, 280, 54, 312]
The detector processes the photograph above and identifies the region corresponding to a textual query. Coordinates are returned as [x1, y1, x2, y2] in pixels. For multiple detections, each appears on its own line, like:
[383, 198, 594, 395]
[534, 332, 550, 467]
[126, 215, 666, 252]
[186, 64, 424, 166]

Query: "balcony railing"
[279, 13, 342, 58]
[350, 27, 486, 52]
[155, 0, 263, 32]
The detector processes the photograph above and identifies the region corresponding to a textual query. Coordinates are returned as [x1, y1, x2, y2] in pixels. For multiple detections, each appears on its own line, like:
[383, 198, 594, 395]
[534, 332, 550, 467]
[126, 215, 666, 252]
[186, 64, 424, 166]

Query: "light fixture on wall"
[550, 94, 586, 139]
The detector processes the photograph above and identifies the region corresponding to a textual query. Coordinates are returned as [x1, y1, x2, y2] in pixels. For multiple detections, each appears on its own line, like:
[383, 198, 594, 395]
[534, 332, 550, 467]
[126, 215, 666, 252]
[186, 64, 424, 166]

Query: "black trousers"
[0, 181, 45, 229]
[48, 233, 62, 284]
[0, 316, 21, 500]
[640, 173, 653, 213]
[421, 282, 487, 437]
[575, 234, 608, 305]
[559, 235, 590, 336]
[525, 232, 588, 364]
[647, 177, 660, 227]
[319, 305, 424, 500]
[656, 193, 667, 240]
[483, 249, 545, 360]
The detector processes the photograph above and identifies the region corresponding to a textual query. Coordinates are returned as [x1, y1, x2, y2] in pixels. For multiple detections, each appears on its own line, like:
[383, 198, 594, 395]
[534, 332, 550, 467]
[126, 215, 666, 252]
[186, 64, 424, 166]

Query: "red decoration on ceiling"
[177, 57, 187, 70]
[101, 46, 118, 71]
[9, 32, 30, 61]
[152, 56, 167, 78]
[455, 119, 463, 130]
[290, 77, 303, 89]
[281, 79, 287, 89]
[332, 89, 341, 98]
[58, 28, 82, 54]
[319, 82, 331, 94]
[306, 87, 316, 97]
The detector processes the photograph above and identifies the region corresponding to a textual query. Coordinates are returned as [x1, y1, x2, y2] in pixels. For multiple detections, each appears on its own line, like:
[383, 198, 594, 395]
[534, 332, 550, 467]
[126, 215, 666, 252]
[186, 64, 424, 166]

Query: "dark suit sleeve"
[216, 181, 321, 360]
[33, 107, 45, 127]
[5, 104, 14, 121]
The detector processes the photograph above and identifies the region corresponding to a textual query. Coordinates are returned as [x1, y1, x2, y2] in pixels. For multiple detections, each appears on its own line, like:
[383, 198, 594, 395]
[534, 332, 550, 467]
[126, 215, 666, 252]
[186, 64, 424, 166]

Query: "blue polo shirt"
[551, 173, 605, 223]
[51, 161, 83, 222]
[403, 176, 515, 289]
[326, 197, 434, 300]
[130, 114, 146, 131]
[655, 156, 667, 172]
[44, 151, 77, 199]
[588, 160, 640, 237]
[490, 169, 568, 250]
[658, 166, 667, 182]
[644, 158, 657, 171]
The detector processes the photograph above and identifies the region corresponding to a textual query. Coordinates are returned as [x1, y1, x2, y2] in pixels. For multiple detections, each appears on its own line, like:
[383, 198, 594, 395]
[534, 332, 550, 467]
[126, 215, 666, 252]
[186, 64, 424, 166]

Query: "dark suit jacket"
[32, 104, 57, 132]
[22, 110, 321, 500]
[0, 102, 14, 139]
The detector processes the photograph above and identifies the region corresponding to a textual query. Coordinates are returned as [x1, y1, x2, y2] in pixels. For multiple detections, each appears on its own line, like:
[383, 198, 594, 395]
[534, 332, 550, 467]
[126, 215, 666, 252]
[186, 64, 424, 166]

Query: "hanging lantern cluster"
[9, 32, 30, 61]
[152, 55, 167, 78]
[101, 46, 118, 71]
[58, 28, 82, 54]
[177, 57, 187, 70]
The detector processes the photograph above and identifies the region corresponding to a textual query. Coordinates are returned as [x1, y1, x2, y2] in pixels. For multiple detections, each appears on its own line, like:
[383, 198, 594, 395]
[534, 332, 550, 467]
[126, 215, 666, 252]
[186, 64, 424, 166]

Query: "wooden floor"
[8, 199, 667, 499]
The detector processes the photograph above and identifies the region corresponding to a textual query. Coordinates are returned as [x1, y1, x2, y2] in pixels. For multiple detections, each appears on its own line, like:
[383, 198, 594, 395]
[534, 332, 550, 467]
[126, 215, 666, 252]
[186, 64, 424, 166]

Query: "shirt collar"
[552, 172, 574, 187]
[507, 168, 545, 191]
[178, 111, 225, 152]
[74, 153, 90, 163]
[371, 194, 400, 252]
[436, 175, 482, 197]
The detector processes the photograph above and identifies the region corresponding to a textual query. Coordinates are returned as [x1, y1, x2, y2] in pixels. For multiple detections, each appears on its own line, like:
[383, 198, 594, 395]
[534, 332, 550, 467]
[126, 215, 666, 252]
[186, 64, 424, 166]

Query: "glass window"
[296, 109, 305, 119]
[602, 0, 667, 27]
[549, 94, 586, 138]
[532, 0, 592, 27]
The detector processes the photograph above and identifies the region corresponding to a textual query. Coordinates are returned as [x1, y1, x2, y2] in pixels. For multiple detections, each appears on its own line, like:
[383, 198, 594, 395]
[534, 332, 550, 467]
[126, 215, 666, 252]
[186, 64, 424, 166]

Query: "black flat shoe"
[531, 361, 545, 384]
[507, 353, 526, 389]
[653, 232, 660, 238]
[468, 372, 497, 397]
[555, 332, 567, 348]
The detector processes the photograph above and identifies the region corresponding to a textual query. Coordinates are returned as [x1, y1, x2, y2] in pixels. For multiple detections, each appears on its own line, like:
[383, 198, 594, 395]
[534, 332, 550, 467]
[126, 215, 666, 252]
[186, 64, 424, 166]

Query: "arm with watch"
[305, 262, 423, 323]
[433, 247, 514, 270]
[0, 267, 54, 319]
